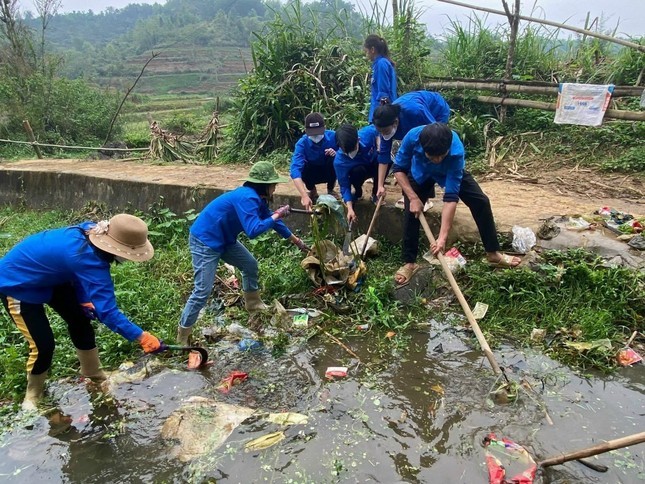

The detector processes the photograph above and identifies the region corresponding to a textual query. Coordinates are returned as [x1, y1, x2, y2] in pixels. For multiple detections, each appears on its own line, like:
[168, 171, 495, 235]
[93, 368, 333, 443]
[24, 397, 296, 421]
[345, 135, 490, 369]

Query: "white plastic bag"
[511, 226, 536, 254]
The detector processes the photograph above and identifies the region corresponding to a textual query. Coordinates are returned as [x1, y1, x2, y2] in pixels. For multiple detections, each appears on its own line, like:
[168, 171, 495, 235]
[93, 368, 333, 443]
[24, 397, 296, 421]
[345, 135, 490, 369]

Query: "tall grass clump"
[225, 0, 369, 158]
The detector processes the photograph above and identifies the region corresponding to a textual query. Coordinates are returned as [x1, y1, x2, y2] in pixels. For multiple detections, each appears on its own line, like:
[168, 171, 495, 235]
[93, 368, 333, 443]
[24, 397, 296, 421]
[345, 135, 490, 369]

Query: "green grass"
[460, 249, 645, 371]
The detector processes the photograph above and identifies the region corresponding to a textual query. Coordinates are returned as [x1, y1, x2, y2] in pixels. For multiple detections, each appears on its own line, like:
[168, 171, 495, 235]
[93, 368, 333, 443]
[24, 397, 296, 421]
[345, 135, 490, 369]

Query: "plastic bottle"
[227, 323, 256, 339]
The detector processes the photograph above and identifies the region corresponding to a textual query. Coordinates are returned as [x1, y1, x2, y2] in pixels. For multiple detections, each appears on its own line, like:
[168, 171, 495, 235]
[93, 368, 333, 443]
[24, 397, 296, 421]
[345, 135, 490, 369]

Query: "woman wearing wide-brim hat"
[0, 213, 163, 410]
[177, 161, 310, 345]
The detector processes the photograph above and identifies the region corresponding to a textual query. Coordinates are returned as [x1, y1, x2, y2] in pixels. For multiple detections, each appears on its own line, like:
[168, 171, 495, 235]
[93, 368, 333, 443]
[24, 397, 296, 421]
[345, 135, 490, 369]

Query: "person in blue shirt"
[372, 91, 451, 199]
[290, 112, 338, 211]
[0, 213, 163, 410]
[334, 124, 387, 224]
[177, 161, 309, 345]
[364, 34, 397, 123]
[392, 123, 521, 286]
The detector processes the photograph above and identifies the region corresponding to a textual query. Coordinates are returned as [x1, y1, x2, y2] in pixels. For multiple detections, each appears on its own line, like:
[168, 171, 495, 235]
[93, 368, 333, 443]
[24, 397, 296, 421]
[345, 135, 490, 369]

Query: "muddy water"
[1, 322, 643, 483]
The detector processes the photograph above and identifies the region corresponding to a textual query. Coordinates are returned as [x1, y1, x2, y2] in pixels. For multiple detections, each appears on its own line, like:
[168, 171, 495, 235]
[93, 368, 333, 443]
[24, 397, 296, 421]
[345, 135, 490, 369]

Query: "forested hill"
[21, 0, 361, 95]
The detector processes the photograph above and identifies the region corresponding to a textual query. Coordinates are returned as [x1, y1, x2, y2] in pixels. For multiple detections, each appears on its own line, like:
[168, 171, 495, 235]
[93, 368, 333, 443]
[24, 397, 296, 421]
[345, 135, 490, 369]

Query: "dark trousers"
[402, 172, 500, 263]
[1, 283, 97, 375]
[302, 158, 336, 192]
[348, 163, 379, 200]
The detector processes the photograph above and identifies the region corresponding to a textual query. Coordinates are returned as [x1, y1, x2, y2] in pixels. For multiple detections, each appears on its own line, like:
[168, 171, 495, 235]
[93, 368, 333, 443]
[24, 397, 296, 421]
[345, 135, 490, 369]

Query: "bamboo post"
[473, 95, 645, 121]
[361, 195, 384, 258]
[22, 120, 42, 159]
[539, 431, 645, 468]
[418, 214, 507, 380]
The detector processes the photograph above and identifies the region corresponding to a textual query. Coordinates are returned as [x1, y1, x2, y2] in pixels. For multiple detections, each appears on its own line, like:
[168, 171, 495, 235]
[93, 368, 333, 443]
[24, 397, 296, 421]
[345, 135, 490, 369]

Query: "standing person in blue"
[364, 34, 397, 123]
[290, 112, 338, 211]
[0, 214, 163, 410]
[392, 123, 521, 286]
[334, 124, 387, 224]
[177, 161, 309, 345]
[372, 90, 451, 200]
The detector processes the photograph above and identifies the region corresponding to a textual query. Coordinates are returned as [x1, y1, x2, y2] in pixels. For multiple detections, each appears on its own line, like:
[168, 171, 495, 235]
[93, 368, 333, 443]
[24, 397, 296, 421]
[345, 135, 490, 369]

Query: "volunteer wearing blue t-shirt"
[177, 161, 309, 345]
[334, 124, 388, 224]
[0, 214, 162, 410]
[364, 34, 397, 123]
[372, 91, 451, 199]
[290, 113, 338, 211]
[392, 123, 521, 286]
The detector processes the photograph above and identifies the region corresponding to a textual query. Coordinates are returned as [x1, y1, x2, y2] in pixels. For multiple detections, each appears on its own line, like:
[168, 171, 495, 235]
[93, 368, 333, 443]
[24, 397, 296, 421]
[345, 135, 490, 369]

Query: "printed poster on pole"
[554, 83, 614, 126]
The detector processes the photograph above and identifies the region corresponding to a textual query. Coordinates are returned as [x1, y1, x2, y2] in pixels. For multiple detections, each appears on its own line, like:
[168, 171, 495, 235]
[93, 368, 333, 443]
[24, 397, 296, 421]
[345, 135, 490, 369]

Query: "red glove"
[80, 302, 98, 320]
[138, 331, 161, 353]
[273, 205, 291, 219]
[293, 237, 310, 253]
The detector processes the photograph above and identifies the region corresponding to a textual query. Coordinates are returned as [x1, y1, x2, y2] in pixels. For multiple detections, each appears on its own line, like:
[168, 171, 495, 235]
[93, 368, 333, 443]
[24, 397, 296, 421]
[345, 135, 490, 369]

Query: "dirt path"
[2, 158, 643, 233]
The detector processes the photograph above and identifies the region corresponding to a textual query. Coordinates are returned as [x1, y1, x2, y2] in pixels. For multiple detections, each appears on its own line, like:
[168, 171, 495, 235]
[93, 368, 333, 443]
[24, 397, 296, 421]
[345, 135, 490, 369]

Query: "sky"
[16, 0, 645, 38]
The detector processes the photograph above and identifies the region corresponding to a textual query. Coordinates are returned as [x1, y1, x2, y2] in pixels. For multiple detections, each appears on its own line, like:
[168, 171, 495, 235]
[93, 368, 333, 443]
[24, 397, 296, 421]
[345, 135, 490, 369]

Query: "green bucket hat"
[242, 161, 289, 184]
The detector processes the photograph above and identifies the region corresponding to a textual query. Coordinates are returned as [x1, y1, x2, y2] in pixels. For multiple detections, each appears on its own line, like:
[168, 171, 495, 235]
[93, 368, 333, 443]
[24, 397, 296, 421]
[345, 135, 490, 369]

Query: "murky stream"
[1, 321, 643, 483]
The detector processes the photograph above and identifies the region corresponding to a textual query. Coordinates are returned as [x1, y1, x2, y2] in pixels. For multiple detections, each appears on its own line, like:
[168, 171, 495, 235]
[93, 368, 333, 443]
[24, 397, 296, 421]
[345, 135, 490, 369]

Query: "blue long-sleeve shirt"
[393, 127, 466, 203]
[333, 125, 382, 203]
[191, 186, 292, 253]
[0, 222, 144, 341]
[378, 90, 451, 163]
[369, 55, 397, 122]
[290, 130, 338, 179]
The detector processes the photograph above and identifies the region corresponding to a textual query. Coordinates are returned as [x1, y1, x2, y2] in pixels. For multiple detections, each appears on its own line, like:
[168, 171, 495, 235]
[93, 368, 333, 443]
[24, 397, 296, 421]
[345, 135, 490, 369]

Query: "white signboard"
[554, 83, 614, 126]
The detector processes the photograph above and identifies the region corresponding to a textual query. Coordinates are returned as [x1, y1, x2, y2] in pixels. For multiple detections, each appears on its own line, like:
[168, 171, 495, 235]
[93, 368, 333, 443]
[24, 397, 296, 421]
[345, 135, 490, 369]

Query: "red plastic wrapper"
[217, 370, 248, 393]
[325, 366, 348, 379]
[617, 347, 643, 366]
[483, 433, 537, 484]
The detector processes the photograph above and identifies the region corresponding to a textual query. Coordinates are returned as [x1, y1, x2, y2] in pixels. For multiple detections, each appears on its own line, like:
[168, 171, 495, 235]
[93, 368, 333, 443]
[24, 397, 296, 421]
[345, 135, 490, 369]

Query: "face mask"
[115, 256, 127, 264]
[348, 147, 359, 159]
[381, 123, 399, 141]
[308, 134, 324, 143]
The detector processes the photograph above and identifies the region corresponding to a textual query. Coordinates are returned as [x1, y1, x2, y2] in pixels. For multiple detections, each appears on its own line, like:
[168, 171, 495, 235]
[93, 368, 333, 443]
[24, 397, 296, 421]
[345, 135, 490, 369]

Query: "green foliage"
[461, 250, 645, 370]
[225, 0, 369, 157]
[601, 144, 645, 173]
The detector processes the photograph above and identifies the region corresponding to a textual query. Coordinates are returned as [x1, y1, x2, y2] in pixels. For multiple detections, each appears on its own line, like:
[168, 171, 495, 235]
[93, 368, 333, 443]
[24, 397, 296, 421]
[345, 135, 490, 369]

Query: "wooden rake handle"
[361, 195, 385, 258]
[418, 213, 506, 379]
[539, 431, 645, 468]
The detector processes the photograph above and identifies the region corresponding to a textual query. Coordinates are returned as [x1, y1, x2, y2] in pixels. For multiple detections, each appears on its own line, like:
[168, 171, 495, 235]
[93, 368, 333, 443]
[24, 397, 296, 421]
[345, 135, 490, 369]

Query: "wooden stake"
[418, 214, 507, 380]
[22, 120, 42, 159]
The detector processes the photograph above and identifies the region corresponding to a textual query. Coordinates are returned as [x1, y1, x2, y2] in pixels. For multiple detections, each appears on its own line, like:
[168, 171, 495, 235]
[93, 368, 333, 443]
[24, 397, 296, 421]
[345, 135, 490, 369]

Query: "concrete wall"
[0, 168, 452, 243]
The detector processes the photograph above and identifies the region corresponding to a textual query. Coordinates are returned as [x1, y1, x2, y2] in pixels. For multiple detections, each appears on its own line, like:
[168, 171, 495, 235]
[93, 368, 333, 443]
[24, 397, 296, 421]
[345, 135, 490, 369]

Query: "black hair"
[419, 123, 453, 157]
[373, 103, 401, 128]
[364, 34, 392, 61]
[243, 181, 274, 197]
[335, 124, 359, 153]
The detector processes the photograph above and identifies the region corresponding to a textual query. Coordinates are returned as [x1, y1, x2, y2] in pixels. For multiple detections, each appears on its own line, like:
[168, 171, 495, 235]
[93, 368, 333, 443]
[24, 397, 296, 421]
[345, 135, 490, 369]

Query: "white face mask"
[348, 147, 359, 159]
[308, 134, 324, 143]
[381, 128, 396, 141]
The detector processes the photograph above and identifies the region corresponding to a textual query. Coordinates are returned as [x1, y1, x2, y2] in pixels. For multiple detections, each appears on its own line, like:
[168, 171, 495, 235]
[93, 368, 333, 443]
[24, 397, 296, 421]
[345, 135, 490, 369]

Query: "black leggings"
[1, 283, 97, 375]
[348, 163, 379, 200]
[402, 172, 500, 263]
[301, 159, 336, 192]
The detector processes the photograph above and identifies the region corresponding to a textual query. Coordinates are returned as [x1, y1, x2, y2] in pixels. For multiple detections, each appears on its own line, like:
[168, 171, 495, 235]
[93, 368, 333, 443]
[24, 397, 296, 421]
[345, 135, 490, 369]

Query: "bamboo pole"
[425, 81, 643, 98]
[22, 120, 42, 159]
[418, 214, 507, 380]
[473, 95, 645, 121]
[437, 0, 645, 53]
[539, 431, 645, 468]
[0, 139, 148, 151]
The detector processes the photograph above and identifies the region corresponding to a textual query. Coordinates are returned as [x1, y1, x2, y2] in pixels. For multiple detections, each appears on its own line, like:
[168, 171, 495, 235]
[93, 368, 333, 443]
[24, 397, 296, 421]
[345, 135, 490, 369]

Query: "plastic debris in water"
[325, 367, 348, 379]
[483, 433, 537, 484]
[187, 351, 203, 370]
[245, 431, 285, 451]
[265, 412, 308, 425]
[617, 347, 642, 366]
[217, 371, 248, 393]
[238, 339, 262, 351]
